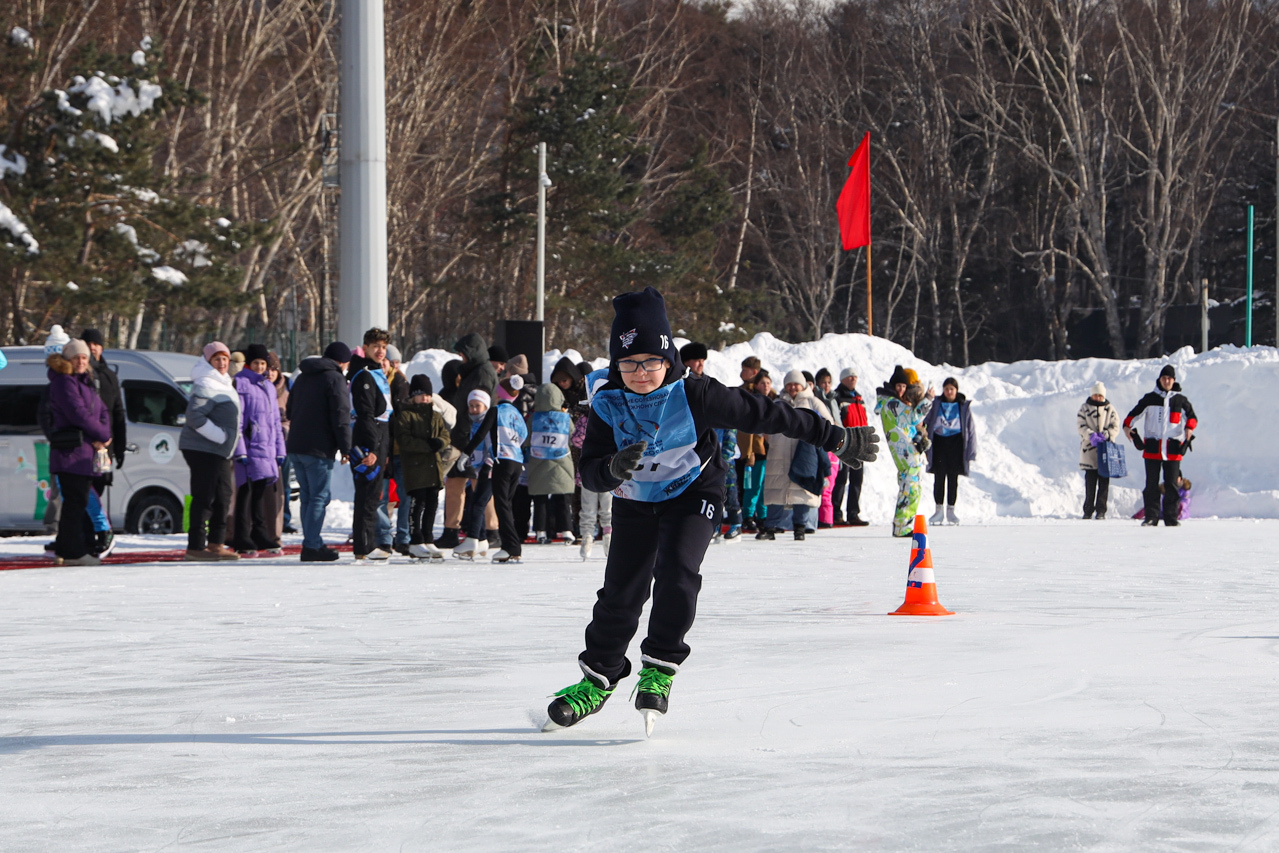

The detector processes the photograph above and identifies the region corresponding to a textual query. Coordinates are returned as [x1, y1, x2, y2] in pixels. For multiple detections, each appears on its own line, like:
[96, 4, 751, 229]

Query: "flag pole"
[866, 244, 873, 336]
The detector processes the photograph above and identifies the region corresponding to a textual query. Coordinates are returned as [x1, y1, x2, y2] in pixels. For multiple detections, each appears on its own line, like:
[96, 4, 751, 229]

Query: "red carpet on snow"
[0, 542, 354, 572]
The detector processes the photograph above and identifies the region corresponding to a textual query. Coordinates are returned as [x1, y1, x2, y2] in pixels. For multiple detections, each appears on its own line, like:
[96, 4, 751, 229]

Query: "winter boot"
[742, 519, 757, 533]
[409, 542, 443, 561]
[92, 530, 115, 557]
[945, 505, 959, 525]
[793, 529, 806, 541]
[929, 506, 945, 525]
[580, 535, 594, 561]
[543, 666, 617, 731]
[300, 546, 341, 562]
[633, 660, 677, 737]
[435, 527, 460, 549]
[1141, 517, 1158, 527]
[1095, 512, 1106, 520]
[453, 538, 488, 560]
[393, 543, 412, 557]
[56, 553, 102, 567]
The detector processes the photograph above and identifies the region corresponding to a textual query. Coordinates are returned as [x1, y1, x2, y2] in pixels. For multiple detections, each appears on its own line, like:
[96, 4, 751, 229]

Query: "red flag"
[837, 132, 871, 250]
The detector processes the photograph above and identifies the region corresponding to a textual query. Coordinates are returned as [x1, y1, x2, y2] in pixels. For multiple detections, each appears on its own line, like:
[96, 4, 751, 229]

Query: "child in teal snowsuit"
[875, 365, 932, 537]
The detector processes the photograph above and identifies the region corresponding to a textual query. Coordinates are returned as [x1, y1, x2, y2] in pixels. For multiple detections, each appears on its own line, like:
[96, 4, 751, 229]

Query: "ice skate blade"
[642, 709, 659, 737]
[541, 718, 565, 732]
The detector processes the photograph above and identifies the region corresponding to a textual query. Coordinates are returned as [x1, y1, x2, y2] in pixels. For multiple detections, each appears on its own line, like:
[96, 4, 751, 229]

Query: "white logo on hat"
[619, 329, 638, 349]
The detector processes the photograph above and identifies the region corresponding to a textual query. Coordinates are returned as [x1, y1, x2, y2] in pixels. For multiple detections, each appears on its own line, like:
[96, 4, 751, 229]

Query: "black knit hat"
[81, 328, 105, 347]
[609, 287, 682, 375]
[889, 365, 910, 386]
[679, 341, 708, 362]
[1160, 364, 1176, 379]
[410, 373, 434, 396]
[324, 341, 352, 363]
[488, 344, 509, 364]
[802, 370, 815, 385]
[245, 343, 270, 364]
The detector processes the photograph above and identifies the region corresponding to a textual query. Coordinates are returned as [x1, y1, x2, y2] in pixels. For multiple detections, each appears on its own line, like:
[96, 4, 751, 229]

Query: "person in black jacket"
[286, 341, 353, 561]
[439, 333, 499, 549]
[81, 329, 126, 555]
[348, 329, 395, 559]
[543, 287, 880, 733]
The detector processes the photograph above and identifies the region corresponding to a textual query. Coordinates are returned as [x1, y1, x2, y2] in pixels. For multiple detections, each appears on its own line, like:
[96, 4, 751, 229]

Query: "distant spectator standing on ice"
[1125, 365, 1197, 527]
[1076, 382, 1120, 520]
[875, 365, 933, 537]
[923, 377, 977, 525]
[760, 369, 834, 540]
[179, 343, 245, 562]
[832, 366, 869, 526]
[286, 342, 353, 562]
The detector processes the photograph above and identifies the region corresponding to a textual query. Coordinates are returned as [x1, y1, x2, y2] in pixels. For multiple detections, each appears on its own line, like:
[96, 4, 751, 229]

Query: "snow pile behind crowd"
[395, 334, 1279, 521]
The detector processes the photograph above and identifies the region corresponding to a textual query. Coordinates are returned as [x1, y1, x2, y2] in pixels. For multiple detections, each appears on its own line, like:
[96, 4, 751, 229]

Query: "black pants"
[353, 424, 386, 555]
[232, 476, 279, 551]
[408, 487, 439, 545]
[1143, 457, 1181, 524]
[513, 483, 532, 543]
[833, 463, 864, 521]
[931, 433, 964, 506]
[184, 450, 233, 551]
[933, 473, 959, 506]
[581, 483, 719, 682]
[489, 459, 523, 556]
[53, 472, 93, 560]
[533, 493, 574, 536]
[1083, 469, 1110, 517]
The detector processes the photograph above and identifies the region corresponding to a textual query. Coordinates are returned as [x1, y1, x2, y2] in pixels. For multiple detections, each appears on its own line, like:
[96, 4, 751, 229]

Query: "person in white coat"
[759, 369, 835, 540]
[1077, 381, 1121, 519]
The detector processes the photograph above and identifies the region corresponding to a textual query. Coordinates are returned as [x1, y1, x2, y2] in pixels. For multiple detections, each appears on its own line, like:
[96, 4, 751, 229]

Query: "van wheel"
[126, 492, 184, 535]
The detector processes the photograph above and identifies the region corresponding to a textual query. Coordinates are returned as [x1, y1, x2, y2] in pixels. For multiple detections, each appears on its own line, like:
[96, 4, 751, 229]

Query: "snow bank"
[402, 334, 1277, 521]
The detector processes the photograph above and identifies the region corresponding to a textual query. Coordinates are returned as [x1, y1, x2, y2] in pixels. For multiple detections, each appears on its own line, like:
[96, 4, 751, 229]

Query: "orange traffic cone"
[890, 514, 954, 616]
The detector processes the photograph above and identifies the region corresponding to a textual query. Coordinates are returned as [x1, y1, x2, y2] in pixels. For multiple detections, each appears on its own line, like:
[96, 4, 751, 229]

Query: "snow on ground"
[406, 335, 1279, 520]
[4, 520, 1279, 850]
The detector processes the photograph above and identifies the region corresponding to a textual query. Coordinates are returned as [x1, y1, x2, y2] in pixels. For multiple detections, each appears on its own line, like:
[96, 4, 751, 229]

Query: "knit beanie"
[410, 373, 434, 396]
[783, 368, 806, 386]
[44, 325, 71, 355]
[267, 351, 282, 373]
[244, 343, 270, 365]
[80, 328, 105, 347]
[889, 365, 910, 386]
[801, 370, 815, 385]
[324, 341, 352, 363]
[609, 287, 682, 374]
[840, 366, 858, 380]
[1091, 381, 1106, 397]
[903, 368, 920, 385]
[203, 341, 231, 362]
[62, 339, 90, 360]
[507, 354, 529, 375]
[467, 389, 491, 409]
[1160, 364, 1176, 379]
[679, 341, 708, 362]
[488, 344, 509, 364]
[386, 344, 402, 363]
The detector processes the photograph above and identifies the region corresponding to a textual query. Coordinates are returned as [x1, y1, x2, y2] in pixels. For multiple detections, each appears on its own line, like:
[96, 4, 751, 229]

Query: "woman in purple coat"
[47, 339, 112, 565]
[230, 344, 287, 554]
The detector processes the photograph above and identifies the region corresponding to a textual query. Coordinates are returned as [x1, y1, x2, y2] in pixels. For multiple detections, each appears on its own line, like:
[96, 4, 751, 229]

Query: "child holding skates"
[544, 288, 880, 734]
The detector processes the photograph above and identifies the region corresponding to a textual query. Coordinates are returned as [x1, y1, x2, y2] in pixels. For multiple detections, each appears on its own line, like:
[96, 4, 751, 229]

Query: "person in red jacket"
[831, 366, 870, 525]
[1124, 365, 1197, 527]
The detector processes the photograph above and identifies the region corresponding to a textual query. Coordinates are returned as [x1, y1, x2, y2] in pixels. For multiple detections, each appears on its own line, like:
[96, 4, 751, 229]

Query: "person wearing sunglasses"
[543, 287, 880, 735]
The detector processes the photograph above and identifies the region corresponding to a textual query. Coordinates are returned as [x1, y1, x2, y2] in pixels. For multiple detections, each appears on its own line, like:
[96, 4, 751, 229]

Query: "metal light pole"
[337, 0, 389, 346]
[536, 142, 550, 322]
[1246, 204, 1255, 347]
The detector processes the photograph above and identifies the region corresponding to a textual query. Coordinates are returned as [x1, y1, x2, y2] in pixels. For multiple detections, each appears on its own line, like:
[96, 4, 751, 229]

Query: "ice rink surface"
[3, 519, 1279, 851]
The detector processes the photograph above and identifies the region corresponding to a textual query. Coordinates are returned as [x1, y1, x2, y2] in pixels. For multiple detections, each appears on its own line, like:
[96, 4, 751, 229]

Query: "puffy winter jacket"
[1124, 383, 1197, 461]
[234, 368, 286, 485]
[286, 356, 353, 458]
[1076, 397, 1121, 470]
[347, 355, 391, 456]
[46, 355, 112, 476]
[528, 383, 575, 495]
[763, 386, 834, 508]
[180, 359, 246, 459]
[875, 385, 929, 473]
[834, 384, 868, 428]
[393, 401, 451, 492]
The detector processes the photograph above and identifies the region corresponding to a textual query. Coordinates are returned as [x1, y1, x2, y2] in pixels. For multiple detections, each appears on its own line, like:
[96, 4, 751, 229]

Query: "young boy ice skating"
[543, 287, 880, 734]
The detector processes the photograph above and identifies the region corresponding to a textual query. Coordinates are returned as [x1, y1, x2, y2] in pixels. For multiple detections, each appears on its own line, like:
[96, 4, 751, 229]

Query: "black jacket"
[580, 373, 843, 497]
[347, 355, 390, 454]
[285, 357, 353, 458]
[91, 355, 127, 467]
[449, 333, 498, 449]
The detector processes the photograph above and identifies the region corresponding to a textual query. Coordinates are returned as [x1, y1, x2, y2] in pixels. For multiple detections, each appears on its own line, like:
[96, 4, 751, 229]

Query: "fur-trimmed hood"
[45, 353, 73, 375]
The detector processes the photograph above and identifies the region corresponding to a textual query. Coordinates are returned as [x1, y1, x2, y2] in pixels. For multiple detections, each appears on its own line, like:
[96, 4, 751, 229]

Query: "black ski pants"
[833, 463, 864, 521]
[408, 487, 439, 545]
[581, 482, 720, 682]
[183, 450, 233, 551]
[352, 425, 389, 556]
[1083, 469, 1109, 518]
[489, 459, 523, 556]
[1143, 457, 1181, 524]
[53, 472, 93, 560]
[232, 475, 279, 551]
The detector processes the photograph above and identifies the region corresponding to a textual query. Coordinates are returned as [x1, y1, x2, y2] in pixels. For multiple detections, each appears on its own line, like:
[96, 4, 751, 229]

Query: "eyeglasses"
[617, 357, 667, 374]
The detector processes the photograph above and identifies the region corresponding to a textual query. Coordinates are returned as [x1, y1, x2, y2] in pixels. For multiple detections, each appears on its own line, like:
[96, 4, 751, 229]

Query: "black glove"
[835, 427, 879, 468]
[426, 437, 445, 452]
[913, 432, 931, 454]
[608, 441, 648, 481]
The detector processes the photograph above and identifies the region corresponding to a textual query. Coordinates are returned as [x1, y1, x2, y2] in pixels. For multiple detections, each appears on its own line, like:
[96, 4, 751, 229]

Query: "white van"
[0, 347, 201, 535]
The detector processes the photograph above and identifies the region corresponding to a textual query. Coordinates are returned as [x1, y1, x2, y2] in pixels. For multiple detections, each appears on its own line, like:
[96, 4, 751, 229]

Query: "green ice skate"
[632, 664, 676, 737]
[543, 674, 615, 731]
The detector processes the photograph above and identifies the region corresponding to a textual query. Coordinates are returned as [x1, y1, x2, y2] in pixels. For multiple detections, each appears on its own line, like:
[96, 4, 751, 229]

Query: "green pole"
[1246, 204, 1254, 347]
